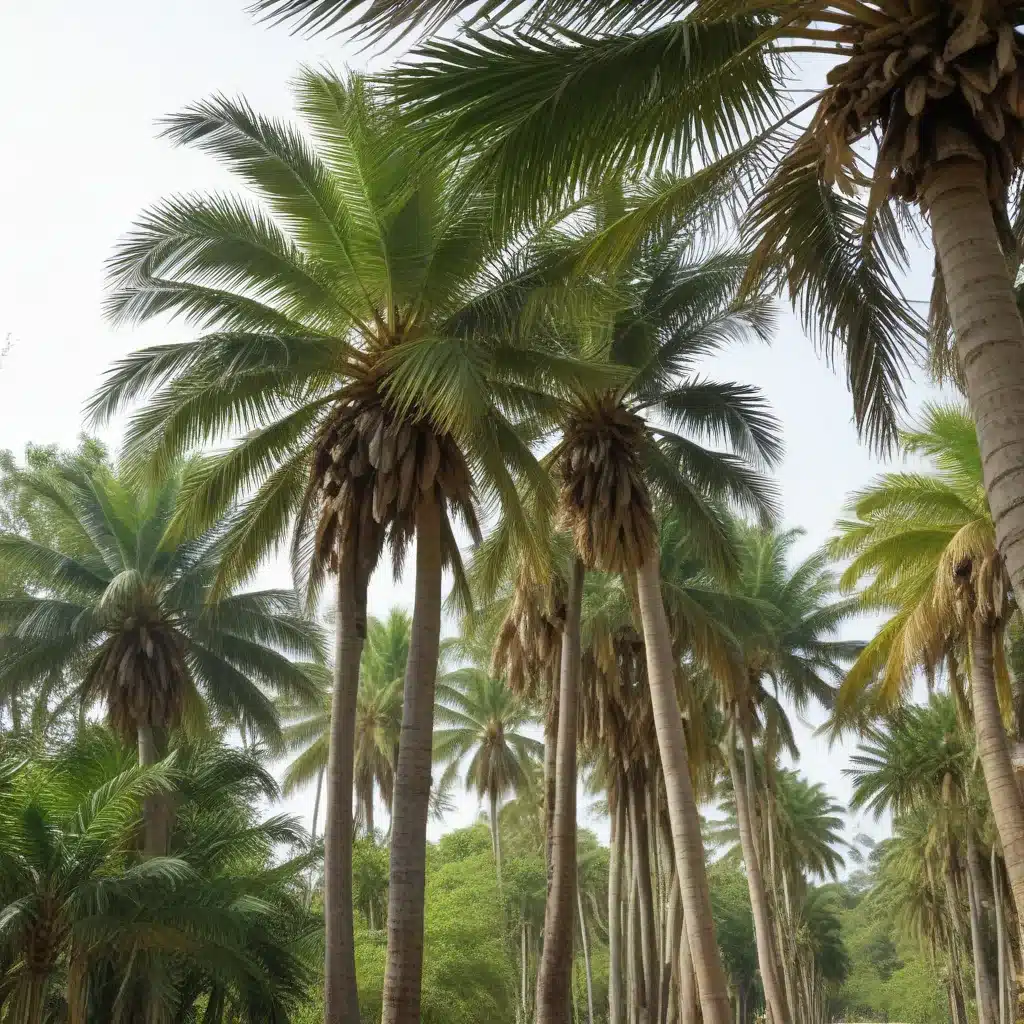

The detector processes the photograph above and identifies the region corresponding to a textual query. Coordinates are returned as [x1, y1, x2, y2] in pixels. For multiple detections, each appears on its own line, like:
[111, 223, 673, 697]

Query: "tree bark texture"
[966, 831, 998, 1024]
[630, 774, 660, 1024]
[535, 556, 584, 1024]
[381, 497, 443, 1024]
[925, 154, 1024, 619]
[636, 555, 732, 1024]
[324, 553, 367, 1024]
[610, 786, 627, 1024]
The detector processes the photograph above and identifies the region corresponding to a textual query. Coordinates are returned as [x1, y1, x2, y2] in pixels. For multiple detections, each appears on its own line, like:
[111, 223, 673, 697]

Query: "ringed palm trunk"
[635, 553, 732, 1024]
[382, 496, 444, 1024]
[535, 555, 584, 1024]
[966, 829, 999, 1024]
[728, 718, 788, 1024]
[137, 723, 168, 857]
[324, 547, 367, 1024]
[609, 783, 627, 1024]
[630, 773, 660, 1024]
[967, 619, 1024, 938]
[924, 152, 1024, 607]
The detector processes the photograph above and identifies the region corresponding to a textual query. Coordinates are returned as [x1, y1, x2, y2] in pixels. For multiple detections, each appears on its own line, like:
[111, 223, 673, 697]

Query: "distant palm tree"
[832, 403, 1024, 937]
[434, 668, 542, 886]
[0, 463, 322, 855]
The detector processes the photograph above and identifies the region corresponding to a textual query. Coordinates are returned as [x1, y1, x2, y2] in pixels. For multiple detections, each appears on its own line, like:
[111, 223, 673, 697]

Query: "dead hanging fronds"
[556, 396, 655, 573]
[310, 379, 477, 571]
[809, 2, 1024, 211]
[492, 573, 566, 701]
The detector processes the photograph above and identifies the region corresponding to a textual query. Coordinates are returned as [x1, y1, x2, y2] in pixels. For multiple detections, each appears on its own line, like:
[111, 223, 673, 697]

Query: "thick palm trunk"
[966, 831, 999, 1024]
[382, 496, 444, 1024]
[610, 787, 627, 1024]
[630, 775, 660, 1024]
[137, 723, 168, 857]
[536, 556, 584, 1024]
[727, 721, 788, 1024]
[924, 154, 1024, 605]
[968, 621, 1024, 936]
[325, 556, 366, 1024]
[635, 555, 732, 1024]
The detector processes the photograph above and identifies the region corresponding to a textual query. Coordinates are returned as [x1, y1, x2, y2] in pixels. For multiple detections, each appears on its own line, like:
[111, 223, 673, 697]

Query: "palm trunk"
[635, 555, 732, 1024]
[521, 910, 530, 1023]
[137, 722, 168, 856]
[662, 874, 682, 1024]
[727, 720, 788, 1024]
[610, 786, 627, 1024]
[366, 783, 375, 840]
[382, 496, 444, 1024]
[966, 830, 999, 1024]
[994, 846, 1009, 1024]
[324, 553, 366, 1024]
[545, 663, 559, 885]
[536, 555, 584, 1024]
[968, 620, 1024, 938]
[924, 153, 1024, 611]
[630, 873, 648, 1024]
[490, 787, 503, 889]
[578, 874, 596, 1024]
[311, 766, 324, 844]
[678, 920, 699, 1024]
[630, 774, 660, 1024]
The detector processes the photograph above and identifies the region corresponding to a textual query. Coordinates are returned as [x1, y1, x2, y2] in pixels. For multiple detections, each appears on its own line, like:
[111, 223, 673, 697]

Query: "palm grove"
[5, 0, 1024, 1021]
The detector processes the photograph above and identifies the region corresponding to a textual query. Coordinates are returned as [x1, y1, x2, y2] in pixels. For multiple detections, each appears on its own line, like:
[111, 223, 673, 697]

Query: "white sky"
[0, 1, 945, 852]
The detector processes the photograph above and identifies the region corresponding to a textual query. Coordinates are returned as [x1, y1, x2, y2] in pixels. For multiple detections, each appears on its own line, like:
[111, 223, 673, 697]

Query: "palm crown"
[0, 463, 323, 746]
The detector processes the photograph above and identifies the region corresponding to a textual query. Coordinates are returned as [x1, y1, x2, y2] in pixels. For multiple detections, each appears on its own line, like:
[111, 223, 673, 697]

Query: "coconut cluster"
[558, 398, 654, 573]
[312, 385, 473, 568]
[814, 3, 1024, 203]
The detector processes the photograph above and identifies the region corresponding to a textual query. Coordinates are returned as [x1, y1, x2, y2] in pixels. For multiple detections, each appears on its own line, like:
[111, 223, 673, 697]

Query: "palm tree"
[91, 71, 566, 1024]
[0, 462, 322, 856]
[832, 403, 1024, 936]
[434, 667, 543, 886]
[720, 524, 860, 1023]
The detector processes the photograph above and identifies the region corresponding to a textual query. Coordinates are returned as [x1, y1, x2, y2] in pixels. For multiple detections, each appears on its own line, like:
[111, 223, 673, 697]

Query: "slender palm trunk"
[521, 909, 530, 1023]
[311, 767, 324, 844]
[610, 787, 627, 1024]
[924, 153, 1024, 606]
[630, 873, 648, 1024]
[545, 666, 560, 884]
[994, 846, 1009, 1024]
[382, 496, 444, 1024]
[137, 723, 167, 856]
[727, 720, 788, 1024]
[490, 787, 503, 889]
[630, 775, 660, 1024]
[662, 874, 682, 1024]
[536, 556, 584, 1024]
[966, 830, 999, 1024]
[366, 784, 375, 840]
[325, 554, 366, 1024]
[968, 621, 1024, 936]
[678, 920, 699, 1024]
[578, 875, 596, 1024]
[635, 555, 732, 1024]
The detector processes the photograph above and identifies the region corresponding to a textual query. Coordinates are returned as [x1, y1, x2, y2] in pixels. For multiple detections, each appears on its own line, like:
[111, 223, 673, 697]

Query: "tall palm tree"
[433, 668, 543, 886]
[721, 524, 860, 1024]
[832, 403, 1024, 934]
[91, 71, 566, 1024]
[0, 463, 322, 856]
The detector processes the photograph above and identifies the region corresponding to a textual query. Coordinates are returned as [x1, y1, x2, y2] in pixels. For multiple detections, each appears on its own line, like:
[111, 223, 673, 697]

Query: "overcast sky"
[0, 1, 946, 851]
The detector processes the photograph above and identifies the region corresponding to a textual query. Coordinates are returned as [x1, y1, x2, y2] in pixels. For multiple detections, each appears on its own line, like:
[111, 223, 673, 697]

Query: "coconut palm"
[433, 668, 543, 886]
[832, 403, 1024, 936]
[497, 197, 780, 1024]
[719, 524, 860, 1023]
[90, 69, 572, 1024]
[0, 462, 322, 857]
